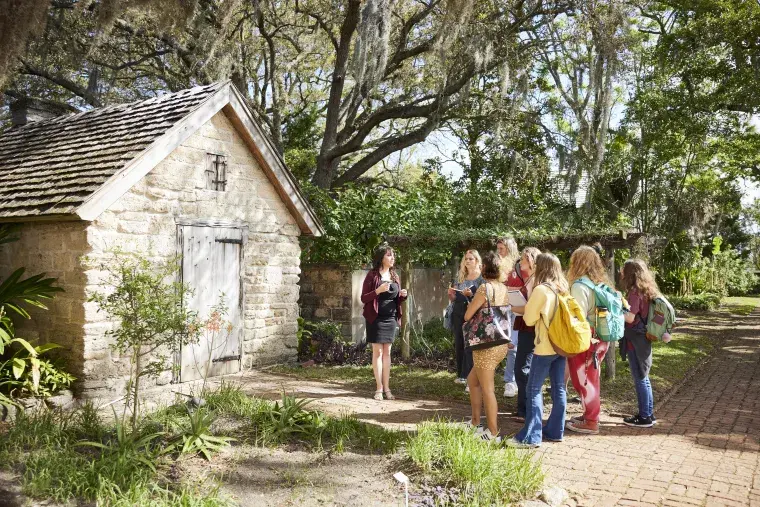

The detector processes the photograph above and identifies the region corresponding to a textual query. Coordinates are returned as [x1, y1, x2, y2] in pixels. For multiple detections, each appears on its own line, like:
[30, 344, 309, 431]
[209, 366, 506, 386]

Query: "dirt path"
[222, 307, 760, 506]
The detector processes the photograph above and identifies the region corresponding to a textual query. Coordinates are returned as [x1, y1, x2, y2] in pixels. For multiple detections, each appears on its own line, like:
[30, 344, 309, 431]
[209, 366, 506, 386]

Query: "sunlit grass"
[722, 295, 760, 316]
[408, 421, 544, 506]
[269, 363, 511, 406]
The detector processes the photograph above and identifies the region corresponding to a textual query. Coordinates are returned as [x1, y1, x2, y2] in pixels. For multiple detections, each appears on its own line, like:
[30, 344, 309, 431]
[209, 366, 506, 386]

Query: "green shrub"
[408, 317, 453, 362]
[0, 405, 231, 505]
[407, 421, 544, 505]
[297, 319, 367, 365]
[668, 292, 722, 311]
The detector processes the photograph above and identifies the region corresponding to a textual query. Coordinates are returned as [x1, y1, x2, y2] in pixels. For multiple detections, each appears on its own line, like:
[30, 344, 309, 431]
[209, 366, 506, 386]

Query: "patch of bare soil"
[190, 444, 407, 506]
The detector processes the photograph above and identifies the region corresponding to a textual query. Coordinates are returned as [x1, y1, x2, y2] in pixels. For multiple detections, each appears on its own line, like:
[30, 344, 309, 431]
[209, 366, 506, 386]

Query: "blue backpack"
[574, 278, 626, 342]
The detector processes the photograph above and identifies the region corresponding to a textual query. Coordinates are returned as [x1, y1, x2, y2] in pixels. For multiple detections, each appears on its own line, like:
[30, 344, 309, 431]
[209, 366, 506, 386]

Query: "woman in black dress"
[360, 245, 408, 400]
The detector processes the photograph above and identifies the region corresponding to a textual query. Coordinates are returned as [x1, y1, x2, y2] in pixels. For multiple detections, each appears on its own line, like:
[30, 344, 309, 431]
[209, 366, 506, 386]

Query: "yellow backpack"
[540, 283, 592, 357]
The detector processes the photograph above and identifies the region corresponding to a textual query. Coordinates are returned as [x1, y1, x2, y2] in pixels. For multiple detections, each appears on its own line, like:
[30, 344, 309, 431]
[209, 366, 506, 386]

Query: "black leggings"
[453, 312, 473, 378]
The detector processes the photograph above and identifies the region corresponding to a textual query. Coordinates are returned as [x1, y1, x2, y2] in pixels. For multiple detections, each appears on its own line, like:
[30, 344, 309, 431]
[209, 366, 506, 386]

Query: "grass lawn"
[269, 363, 509, 406]
[722, 295, 760, 316]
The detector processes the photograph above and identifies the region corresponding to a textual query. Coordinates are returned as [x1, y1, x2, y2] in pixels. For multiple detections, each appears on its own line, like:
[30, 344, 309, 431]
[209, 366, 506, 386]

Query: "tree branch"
[331, 117, 440, 188]
[18, 58, 102, 107]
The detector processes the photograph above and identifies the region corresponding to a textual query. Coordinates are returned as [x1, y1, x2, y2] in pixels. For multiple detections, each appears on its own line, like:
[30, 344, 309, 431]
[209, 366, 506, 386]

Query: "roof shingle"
[0, 83, 224, 218]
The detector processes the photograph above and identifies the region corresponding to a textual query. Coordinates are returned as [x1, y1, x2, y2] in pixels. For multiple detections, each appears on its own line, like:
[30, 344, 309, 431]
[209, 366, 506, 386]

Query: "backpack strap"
[539, 282, 559, 331]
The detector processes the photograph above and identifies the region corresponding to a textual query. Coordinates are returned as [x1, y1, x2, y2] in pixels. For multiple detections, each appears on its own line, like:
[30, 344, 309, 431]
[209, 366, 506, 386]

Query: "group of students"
[447, 239, 666, 446]
[360, 240, 667, 446]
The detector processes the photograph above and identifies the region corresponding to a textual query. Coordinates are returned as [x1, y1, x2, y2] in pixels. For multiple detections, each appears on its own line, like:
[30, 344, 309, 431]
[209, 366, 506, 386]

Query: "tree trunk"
[400, 259, 413, 360]
[311, 0, 361, 188]
[131, 351, 143, 430]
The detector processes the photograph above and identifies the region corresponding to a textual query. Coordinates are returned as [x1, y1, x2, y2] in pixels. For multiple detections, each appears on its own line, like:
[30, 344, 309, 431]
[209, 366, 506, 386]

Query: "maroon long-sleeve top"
[360, 269, 408, 325]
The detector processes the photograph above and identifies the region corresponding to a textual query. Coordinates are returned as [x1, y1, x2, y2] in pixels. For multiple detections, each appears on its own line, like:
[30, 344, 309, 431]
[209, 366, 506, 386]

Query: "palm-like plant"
[170, 406, 234, 460]
[0, 224, 66, 408]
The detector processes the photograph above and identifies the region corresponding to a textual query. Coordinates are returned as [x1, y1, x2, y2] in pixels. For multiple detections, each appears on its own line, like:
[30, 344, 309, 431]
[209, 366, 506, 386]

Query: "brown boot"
[566, 419, 599, 434]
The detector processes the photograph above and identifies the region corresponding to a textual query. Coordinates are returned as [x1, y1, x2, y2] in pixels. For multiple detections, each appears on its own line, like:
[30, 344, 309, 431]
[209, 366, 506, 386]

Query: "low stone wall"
[298, 264, 353, 338]
[300, 265, 451, 344]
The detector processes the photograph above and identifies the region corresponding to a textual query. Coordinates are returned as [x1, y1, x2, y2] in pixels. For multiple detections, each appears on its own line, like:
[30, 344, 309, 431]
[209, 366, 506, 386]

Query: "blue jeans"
[514, 330, 536, 418]
[516, 354, 567, 445]
[502, 332, 517, 383]
[628, 345, 654, 418]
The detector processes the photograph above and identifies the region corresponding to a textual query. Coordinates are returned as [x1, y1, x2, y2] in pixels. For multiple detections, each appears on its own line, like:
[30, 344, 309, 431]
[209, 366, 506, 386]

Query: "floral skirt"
[472, 344, 509, 371]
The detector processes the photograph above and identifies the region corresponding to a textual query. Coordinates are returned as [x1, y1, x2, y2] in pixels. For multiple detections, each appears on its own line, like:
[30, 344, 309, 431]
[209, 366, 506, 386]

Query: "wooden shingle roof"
[0, 82, 323, 236]
[0, 83, 224, 218]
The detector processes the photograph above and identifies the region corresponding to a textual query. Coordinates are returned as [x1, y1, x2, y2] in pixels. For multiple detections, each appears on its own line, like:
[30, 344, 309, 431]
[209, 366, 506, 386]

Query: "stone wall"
[0, 222, 89, 384]
[298, 265, 353, 338]
[300, 265, 451, 344]
[80, 110, 302, 399]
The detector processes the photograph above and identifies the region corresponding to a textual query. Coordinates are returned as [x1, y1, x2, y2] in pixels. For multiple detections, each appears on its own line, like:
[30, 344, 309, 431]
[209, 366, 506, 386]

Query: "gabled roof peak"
[0, 81, 323, 236]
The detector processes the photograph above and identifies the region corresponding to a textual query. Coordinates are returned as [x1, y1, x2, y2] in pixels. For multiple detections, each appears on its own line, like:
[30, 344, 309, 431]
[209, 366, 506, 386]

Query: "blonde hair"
[534, 253, 569, 294]
[497, 237, 519, 276]
[567, 245, 612, 285]
[521, 247, 541, 267]
[457, 249, 482, 282]
[621, 259, 660, 300]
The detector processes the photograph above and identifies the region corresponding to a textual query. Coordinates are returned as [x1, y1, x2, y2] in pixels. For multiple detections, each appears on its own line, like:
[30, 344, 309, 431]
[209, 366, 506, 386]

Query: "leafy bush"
[0, 402, 233, 505]
[656, 235, 757, 296]
[297, 319, 367, 365]
[407, 421, 544, 505]
[408, 317, 453, 363]
[0, 342, 75, 399]
[668, 292, 722, 311]
[89, 252, 200, 429]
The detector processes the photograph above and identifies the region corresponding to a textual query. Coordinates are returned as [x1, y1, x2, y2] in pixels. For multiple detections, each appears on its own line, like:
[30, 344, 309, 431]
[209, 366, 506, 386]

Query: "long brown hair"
[481, 251, 501, 280]
[567, 245, 612, 285]
[620, 259, 660, 300]
[534, 253, 569, 295]
[372, 244, 398, 282]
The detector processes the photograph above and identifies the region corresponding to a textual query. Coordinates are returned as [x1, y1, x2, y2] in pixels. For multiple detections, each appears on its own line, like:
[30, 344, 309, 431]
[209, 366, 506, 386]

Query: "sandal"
[373, 390, 384, 401]
[383, 390, 396, 400]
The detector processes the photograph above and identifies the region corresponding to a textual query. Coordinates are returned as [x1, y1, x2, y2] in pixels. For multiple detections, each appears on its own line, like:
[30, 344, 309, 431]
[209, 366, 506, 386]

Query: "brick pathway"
[536, 308, 760, 506]
[213, 307, 760, 506]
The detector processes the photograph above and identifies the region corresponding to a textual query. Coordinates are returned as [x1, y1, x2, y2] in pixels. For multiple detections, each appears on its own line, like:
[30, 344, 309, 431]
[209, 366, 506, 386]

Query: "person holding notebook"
[506, 247, 540, 420]
[447, 250, 484, 386]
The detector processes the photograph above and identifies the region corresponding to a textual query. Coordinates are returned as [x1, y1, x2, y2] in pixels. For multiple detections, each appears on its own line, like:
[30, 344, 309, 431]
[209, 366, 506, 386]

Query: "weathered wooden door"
[178, 224, 243, 382]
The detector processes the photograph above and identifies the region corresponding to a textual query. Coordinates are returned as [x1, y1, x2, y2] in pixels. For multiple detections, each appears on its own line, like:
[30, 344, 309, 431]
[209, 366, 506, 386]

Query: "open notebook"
[508, 290, 527, 315]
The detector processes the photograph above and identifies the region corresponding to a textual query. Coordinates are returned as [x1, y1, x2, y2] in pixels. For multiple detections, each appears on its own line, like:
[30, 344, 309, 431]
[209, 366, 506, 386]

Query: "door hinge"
[212, 354, 241, 363]
[215, 238, 243, 244]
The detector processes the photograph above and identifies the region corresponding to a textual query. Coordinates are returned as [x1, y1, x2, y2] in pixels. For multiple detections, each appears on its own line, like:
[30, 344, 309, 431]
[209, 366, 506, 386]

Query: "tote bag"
[463, 283, 513, 350]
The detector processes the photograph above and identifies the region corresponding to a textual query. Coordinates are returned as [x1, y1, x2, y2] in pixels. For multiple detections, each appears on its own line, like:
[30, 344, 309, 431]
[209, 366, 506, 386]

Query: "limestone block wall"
[0, 222, 89, 383]
[298, 265, 353, 338]
[300, 265, 451, 344]
[81, 110, 302, 398]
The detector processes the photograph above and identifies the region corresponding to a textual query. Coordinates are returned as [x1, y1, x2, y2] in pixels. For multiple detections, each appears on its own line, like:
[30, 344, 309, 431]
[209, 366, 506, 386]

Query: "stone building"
[0, 82, 323, 400]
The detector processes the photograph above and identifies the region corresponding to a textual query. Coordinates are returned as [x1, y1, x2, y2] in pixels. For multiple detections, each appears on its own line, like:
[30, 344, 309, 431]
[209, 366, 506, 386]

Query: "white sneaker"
[454, 377, 467, 385]
[465, 385, 470, 393]
[479, 428, 502, 444]
[503, 382, 518, 398]
[456, 419, 484, 434]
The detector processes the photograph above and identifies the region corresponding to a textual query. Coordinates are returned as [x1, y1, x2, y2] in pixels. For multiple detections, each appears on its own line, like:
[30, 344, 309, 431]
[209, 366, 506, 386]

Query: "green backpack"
[574, 278, 626, 342]
[646, 295, 676, 341]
